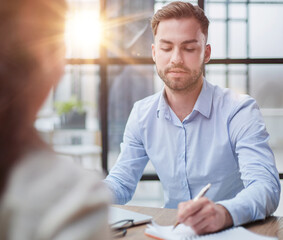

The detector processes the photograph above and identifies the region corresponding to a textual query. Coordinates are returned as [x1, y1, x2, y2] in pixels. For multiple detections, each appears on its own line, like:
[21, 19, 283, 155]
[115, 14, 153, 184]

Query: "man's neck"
[165, 79, 203, 122]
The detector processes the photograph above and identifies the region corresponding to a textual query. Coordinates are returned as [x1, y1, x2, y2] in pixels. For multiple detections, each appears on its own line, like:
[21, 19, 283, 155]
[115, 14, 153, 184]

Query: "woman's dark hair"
[0, 0, 67, 196]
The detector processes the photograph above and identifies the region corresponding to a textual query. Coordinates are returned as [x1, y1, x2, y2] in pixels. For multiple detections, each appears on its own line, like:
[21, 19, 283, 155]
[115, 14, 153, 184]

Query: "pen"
[173, 183, 211, 229]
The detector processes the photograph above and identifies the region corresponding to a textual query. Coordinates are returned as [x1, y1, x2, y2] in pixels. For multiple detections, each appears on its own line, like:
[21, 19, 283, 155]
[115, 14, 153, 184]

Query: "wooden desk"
[115, 205, 283, 240]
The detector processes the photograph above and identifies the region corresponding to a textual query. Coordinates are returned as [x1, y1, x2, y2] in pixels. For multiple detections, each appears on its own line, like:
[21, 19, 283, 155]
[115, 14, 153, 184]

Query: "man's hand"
[177, 197, 233, 235]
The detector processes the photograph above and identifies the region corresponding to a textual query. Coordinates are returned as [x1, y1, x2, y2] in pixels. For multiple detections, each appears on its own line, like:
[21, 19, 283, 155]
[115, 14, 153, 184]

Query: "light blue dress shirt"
[105, 79, 280, 226]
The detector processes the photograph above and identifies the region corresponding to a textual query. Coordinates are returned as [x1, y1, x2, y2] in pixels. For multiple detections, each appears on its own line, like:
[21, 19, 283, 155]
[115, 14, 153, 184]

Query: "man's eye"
[161, 48, 171, 52]
[184, 48, 195, 52]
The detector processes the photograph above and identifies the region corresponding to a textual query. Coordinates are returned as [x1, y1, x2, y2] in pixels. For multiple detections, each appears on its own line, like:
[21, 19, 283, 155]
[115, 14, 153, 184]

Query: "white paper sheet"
[145, 222, 278, 240]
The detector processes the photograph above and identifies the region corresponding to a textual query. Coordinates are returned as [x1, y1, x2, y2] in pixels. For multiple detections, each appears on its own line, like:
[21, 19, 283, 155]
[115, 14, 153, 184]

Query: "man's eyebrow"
[159, 39, 172, 44]
[181, 39, 198, 45]
[159, 39, 198, 44]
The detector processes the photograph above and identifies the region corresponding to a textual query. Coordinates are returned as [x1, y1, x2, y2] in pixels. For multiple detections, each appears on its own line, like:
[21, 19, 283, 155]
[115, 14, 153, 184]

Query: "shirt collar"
[156, 79, 213, 119]
[156, 87, 171, 120]
[193, 78, 213, 119]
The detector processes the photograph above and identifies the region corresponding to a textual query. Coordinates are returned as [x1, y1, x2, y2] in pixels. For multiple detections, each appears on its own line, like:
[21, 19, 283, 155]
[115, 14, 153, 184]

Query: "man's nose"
[170, 48, 184, 65]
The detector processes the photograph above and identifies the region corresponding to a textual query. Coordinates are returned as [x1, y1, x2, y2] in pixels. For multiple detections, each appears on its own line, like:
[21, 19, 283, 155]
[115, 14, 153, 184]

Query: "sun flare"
[66, 10, 102, 57]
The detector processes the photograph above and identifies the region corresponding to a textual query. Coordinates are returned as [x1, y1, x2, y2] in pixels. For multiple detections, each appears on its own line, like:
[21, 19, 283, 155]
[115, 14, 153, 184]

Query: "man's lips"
[167, 68, 188, 73]
[167, 70, 188, 76]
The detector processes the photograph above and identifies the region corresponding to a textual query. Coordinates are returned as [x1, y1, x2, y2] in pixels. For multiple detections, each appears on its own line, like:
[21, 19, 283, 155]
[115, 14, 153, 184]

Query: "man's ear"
[204, 44, 211, 64]
[151, 43, 156, 62]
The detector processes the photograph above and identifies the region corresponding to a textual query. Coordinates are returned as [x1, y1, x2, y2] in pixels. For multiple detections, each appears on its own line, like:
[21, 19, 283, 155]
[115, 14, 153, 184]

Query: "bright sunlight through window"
[65, 10, 102, 58]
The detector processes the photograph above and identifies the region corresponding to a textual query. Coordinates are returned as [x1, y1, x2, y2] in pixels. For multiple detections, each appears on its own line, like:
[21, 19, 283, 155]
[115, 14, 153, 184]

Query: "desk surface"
[115, 205, 283, 240]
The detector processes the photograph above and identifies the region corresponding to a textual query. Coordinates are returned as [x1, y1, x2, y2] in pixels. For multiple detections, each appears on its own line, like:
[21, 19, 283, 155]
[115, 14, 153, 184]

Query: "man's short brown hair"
[151, 1, 209, 41]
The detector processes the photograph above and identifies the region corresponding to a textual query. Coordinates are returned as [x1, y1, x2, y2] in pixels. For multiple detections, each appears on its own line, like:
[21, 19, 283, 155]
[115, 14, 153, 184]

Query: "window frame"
[65, 0, 283, 180]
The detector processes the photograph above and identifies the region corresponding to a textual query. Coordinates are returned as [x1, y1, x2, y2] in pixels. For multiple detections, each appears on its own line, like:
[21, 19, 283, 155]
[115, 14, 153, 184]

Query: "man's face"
[152, 17, 211, 92]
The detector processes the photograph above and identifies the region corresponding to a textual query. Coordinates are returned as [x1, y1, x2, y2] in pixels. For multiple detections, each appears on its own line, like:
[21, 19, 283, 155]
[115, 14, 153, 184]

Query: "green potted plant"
[54, 96, 87, 129]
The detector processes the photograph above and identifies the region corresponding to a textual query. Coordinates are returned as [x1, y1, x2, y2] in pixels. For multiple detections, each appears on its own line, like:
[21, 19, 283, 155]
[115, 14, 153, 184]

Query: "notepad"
[145, 221, 278, 240]
[145, 221, 196, 240]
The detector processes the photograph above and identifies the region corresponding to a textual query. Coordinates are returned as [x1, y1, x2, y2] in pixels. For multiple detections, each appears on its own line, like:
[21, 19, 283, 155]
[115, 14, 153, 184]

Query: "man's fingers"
[192, 215, 215, 235]
[178, 197, 210, 223]
[177, 199, 233, 235]
[178, 201, 201, 222]
[183, 200, 216, 228]
[183, 212, 206, 228]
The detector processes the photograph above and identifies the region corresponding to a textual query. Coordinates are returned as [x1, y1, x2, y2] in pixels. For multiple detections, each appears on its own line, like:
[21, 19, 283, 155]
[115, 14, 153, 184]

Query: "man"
[105, 1, 280, 235]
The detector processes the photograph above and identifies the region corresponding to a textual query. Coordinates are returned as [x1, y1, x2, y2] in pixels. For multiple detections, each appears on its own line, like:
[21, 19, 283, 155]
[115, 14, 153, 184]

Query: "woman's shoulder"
[6, 149, 105, 198]
[1, 148, 111, 240]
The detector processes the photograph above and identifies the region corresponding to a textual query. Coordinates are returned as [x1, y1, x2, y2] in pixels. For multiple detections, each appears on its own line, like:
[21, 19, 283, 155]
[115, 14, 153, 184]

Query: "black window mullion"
[99, 0, 109, 173]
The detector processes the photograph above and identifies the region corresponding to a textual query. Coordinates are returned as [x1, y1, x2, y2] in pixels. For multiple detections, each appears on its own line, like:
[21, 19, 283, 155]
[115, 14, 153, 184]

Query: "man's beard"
[157, 62, 204, 92]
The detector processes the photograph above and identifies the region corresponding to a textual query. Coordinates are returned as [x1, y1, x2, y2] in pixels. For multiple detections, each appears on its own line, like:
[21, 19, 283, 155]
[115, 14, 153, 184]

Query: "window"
[37, 1, 283, 205]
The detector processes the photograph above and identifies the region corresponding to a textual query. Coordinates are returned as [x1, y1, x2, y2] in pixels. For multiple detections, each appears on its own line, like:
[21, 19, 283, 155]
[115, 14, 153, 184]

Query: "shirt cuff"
[216, 200, 243, 226]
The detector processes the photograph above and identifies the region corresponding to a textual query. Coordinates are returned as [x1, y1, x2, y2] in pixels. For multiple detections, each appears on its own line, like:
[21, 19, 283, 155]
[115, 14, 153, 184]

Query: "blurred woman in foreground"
[0, 0, 110, 239]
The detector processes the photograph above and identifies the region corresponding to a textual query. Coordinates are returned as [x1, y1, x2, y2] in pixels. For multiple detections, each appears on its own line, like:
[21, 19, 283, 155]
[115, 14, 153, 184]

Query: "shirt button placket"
[182, 123, 191, 200]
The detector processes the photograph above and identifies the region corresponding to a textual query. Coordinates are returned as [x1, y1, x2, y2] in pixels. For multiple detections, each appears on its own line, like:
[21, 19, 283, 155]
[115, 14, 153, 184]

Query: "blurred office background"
[35, 0, 283, 215]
